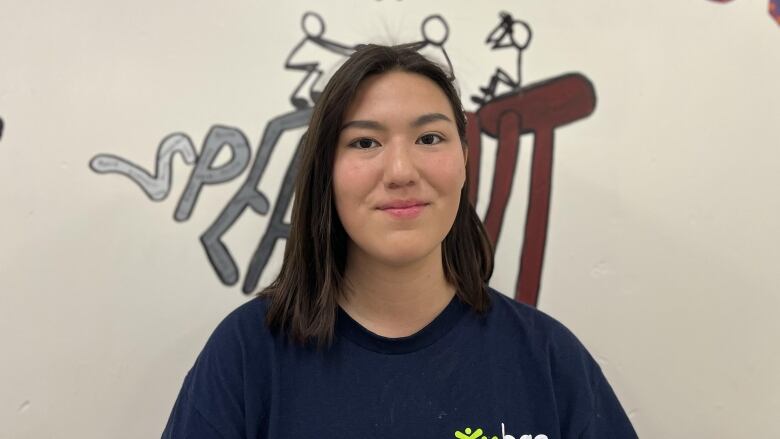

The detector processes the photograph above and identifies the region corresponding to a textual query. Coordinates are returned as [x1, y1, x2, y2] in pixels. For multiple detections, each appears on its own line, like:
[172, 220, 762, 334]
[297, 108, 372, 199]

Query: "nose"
[382, 142, 419, 189]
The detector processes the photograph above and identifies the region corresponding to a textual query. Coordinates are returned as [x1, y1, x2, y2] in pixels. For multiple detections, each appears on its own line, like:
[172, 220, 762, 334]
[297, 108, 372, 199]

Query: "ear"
[462, 144, 469, 167]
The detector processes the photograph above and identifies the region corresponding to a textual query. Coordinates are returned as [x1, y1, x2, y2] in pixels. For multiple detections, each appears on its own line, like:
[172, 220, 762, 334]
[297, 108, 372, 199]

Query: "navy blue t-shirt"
[162, 289, 637, 438]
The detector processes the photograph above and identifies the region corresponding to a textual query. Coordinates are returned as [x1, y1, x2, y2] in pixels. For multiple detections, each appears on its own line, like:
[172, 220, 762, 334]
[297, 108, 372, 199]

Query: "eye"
[416, 133, 443, 145]
[348, 138, 380, 149]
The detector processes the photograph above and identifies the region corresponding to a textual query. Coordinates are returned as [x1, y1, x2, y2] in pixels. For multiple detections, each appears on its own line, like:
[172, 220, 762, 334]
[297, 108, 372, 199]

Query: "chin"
[371, 243, 442, 268]
[346, 230, 447, 268]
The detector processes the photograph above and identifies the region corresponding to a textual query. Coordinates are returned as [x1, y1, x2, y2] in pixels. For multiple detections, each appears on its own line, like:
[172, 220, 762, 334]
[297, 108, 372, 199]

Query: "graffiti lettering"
[89, 115, 308, 291]
[202, 108, 311, 289]
[465, 13, 597, 306]
[89, 133, 198, 201]
[468, 74, 596, 306]
[89, 12, 598, 308]
[175, 127, 252, 221]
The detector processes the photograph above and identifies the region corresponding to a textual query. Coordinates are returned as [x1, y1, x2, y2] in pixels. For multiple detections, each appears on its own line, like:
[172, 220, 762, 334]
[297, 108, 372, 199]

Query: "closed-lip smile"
[377, 199, 429, 219]
[378, 199, 428, 210]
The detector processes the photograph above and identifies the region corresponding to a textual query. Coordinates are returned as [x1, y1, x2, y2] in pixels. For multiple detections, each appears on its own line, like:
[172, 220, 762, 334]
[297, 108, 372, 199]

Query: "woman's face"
[333, 70, 467, 268]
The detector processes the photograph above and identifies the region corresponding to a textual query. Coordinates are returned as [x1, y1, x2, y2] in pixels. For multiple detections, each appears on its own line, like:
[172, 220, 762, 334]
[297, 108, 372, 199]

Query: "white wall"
[1, 0, 778, 437]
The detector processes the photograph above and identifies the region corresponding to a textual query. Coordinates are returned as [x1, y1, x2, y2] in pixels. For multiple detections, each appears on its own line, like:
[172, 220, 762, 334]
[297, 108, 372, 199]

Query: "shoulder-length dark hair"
[260, 43, 494, 348]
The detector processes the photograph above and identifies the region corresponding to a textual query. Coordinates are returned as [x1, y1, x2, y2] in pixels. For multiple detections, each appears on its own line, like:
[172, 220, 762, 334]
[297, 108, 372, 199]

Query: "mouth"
[377, 200, 429, 219]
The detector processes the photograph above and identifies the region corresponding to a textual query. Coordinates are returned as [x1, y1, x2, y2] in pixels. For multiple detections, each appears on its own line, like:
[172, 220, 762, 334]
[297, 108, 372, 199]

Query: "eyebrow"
[340, 112, 452, 131]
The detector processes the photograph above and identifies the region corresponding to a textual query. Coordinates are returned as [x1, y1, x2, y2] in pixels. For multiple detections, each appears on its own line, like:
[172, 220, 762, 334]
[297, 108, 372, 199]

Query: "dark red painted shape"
[465, 73, 596, 307]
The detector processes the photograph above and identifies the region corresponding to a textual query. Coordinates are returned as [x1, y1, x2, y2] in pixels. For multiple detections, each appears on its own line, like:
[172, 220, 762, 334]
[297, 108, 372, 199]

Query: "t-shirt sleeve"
[162, 373, 228, 438]
[162, 312, 250, 439]
[577, 362, 638, 438]
[541, 313, 638, 438]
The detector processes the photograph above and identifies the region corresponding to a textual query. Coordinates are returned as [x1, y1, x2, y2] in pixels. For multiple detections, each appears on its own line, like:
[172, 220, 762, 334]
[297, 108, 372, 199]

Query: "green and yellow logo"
[454, 423, 549, 439]
[454, 426, 497, 439]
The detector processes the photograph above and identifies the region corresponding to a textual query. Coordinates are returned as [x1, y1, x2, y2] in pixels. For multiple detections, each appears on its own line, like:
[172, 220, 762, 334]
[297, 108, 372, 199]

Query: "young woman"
[163, 44, 637, 439]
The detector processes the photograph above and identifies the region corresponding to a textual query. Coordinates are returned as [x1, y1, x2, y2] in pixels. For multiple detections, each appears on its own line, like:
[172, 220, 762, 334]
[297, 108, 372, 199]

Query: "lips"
[378, 200, 427, 210]
[377, 200, 429, 219]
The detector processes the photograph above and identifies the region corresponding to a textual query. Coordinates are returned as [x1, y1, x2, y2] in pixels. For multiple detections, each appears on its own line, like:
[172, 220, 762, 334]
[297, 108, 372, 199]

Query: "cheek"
[332, 161, 354, 213]
[332, 154, 376, 214]
[426, 151, 466, 195]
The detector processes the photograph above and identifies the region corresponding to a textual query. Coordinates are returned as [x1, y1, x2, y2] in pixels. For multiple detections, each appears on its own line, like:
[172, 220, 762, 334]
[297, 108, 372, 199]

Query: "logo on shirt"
[454, 423, 548, 439]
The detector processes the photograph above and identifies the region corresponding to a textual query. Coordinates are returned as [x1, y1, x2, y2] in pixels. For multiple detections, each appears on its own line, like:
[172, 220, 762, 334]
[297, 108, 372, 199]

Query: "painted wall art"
[708, 0, 780, 25]
[88, 11, 597, 307]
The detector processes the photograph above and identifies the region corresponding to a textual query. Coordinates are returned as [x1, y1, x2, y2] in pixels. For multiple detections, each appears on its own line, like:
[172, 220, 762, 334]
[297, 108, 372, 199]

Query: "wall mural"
[465, 12, 595, 306]
[88, 11, 596, 307]
[708, 0, 780, 24]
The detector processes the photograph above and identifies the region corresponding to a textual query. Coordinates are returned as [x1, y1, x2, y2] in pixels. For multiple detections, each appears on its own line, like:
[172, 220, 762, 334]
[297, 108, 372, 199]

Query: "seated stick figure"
[472, 12, 532, 106]
[284, 12, 354, 109]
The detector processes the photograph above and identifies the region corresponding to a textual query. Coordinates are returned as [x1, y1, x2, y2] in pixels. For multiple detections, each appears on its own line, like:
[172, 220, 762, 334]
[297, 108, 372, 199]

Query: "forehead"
[342, 70, 455, 121]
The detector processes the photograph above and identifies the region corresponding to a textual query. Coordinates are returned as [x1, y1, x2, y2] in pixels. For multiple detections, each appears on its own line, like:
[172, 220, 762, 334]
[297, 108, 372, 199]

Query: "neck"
[339, 244, 456, 338]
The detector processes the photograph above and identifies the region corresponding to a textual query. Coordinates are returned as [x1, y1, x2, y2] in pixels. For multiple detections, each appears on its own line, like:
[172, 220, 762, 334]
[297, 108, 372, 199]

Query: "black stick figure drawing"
[0, 117, 4, 141]
[285, 12, 354, 109]
[408, 14, 454, 81]
[353, 15, 453, 79]
[472, 12, 533, 106]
